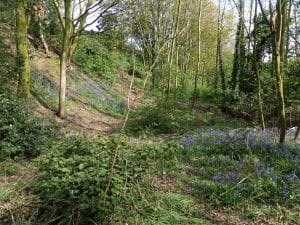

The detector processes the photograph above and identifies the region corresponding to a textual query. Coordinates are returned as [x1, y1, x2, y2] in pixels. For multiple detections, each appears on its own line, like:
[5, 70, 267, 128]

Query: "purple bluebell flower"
[272, 175, 278, 182]
[199, 167, 206, 175]
[255, 163, 266, 176]
[283, 149, 292, 158]
[213, 172, 224, 184]
[285, 173, 298, 182]
[283, 185, 289, 198]
[234, 183, 241, 189]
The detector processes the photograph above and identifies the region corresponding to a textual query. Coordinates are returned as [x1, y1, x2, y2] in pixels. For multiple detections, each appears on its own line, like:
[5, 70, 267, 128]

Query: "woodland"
[0, 0, 299, 224]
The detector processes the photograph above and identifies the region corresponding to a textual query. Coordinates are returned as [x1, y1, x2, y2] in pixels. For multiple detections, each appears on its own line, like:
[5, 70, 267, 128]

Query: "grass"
[69, 70, 126, 117]
[0, 161, 21, 176]
[0, 187, 13, 203]
[0, 161, 39, 224]
[113, 182, 211, 225]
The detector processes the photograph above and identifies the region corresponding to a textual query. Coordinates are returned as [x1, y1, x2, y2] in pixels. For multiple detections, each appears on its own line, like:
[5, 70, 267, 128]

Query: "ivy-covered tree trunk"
[231, 0, 245, 91]
[58, 0, 72, 118]
[216, 0, 226, 91]
[269, 0, 288, 144]
[16, 0, 31, 98]
[253, 0, 265, 130]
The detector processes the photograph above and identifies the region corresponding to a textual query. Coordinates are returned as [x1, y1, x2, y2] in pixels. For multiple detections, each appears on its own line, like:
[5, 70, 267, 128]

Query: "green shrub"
[73, 35, 118, 82]
[0, 89, 60, 159]
[0, 29, 16, 84]
[34, 136, 180, 224]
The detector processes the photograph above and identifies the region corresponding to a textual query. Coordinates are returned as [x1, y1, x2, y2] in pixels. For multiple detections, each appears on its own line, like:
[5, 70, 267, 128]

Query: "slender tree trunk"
[16, 0, 31, 98]
[247, 0, 254, 67]
[218, 0, 227, 91]
[191, 0, 202, 110]
[58, 0, 72, 118]
[285, 0, 292, 62]
[167, 0, 181, 96]
[175, 45, 179, 89]
[295, 126, 300, 142]
[38, 20, 49, 55]
[270, 0, 287, 144]
[253, 0, 265, 130]
[294, 4, 300, 56]
[231, 0, 245, 92]
[67, 35, 79, 63]
[215, 0, 221, 89]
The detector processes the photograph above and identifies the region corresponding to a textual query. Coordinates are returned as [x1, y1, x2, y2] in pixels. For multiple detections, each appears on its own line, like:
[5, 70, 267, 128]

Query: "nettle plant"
[34, 136, 180, 224]
[181, 128, 300, 206]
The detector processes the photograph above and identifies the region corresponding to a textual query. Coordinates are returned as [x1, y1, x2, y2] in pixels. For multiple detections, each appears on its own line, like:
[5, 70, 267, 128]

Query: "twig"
[103, 9, 136, 206]
[219, 173, 253, 197]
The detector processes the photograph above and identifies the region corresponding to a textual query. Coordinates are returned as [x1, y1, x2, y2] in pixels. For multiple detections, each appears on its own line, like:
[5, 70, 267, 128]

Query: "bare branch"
[52, 0, 65, 30]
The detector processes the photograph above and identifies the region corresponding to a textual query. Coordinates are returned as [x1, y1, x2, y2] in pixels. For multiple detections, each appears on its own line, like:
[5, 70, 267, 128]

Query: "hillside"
[1, 22, 146, 135]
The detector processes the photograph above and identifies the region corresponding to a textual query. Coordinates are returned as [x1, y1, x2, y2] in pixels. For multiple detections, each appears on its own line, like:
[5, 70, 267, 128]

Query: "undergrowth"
[33, 136, 180, 225]
[126, 101, 201, 135]
[0, 87, 60, 160]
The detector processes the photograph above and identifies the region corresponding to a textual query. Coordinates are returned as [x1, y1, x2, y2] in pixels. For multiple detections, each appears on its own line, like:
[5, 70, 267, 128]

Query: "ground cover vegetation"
[0, 0, 299, 224]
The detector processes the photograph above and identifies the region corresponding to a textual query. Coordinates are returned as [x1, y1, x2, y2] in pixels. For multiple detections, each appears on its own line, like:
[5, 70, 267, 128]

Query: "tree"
[52, 0, 119, 118]
[31, 1, 50, 55]
[215, 0, 227, 91]
[231, 0, 246, 92]
[16, 0, 31, 98]
[253, 0, 265, 130]
[258, 0, 288, 144]
[191, 0, 202, 109]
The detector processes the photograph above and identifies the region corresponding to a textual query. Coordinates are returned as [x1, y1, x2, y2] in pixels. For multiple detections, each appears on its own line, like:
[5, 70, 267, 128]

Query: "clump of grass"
[113, 185, 210, 225]
[0, 187, 13, 203]
[0, 161, 21, 176]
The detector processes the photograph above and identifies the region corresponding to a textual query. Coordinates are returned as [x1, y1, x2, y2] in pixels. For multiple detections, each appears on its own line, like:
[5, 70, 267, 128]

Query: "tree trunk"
[16, 0, 31, 98]
[231, 0, 245, 92]
[38, 19, 49, 55]
[253, 0, 265, 130]
[67, 35, 79, 63]
[270, 0, 287, 144]
[218, 0, 227, 91]
[191, 0, 202, 110]
[58, 0, 72, 118]
[295, 126, 300, 142]
[167, 0, 181, 96]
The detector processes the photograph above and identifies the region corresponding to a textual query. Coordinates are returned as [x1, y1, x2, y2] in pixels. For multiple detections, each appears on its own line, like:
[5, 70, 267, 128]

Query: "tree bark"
[16, 0, 31, 98]
[58, 0, 72, 118]
[253, 0, 265, 130]
[167, 0, 181, 96]
[270, 0, 287, 144]
[191, 0, 202, 110]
